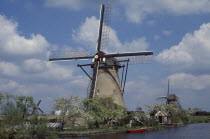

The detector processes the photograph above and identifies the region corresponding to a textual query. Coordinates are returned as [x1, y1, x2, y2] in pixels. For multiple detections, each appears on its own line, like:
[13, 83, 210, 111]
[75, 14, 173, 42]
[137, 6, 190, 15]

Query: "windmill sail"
[96, 4, 111, 52]
[49, 51, 93, 61]
[157, 79, 181, 106]
[96, 4, 105, 52]
[116, 55, 153, 64]
[48, 4, 154, 107]
[37, 100, 41, 106]
[103, 51, 153, 57]
[100, 4, 111, 50]
[90, 4, 110, 97]
[103, 51, 153, 64]
[31, 100, 44, 115]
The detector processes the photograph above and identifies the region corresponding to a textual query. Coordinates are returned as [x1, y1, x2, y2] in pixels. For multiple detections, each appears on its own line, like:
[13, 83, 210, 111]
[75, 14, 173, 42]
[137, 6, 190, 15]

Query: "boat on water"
[127, 128, 147, 133]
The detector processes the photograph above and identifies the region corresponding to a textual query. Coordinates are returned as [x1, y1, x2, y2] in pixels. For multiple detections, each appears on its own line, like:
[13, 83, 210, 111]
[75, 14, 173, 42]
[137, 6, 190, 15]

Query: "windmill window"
[113, 89, 117, 95]
[96, 90, 100, 95]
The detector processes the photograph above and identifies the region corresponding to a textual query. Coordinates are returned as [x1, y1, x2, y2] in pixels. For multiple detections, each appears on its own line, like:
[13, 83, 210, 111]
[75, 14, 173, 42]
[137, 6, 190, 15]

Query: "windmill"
[31, 100, 44, 115]
[49, 4, 153, 107]
[157, 79, 180, 106]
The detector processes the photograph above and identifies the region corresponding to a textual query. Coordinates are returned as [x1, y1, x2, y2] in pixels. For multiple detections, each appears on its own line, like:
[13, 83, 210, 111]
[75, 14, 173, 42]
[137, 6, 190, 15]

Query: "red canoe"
[127, 128, 147, 133]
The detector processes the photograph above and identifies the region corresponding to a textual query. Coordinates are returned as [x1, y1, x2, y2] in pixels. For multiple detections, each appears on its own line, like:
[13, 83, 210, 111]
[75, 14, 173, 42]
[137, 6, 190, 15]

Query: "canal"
[63, 123, 210, 139]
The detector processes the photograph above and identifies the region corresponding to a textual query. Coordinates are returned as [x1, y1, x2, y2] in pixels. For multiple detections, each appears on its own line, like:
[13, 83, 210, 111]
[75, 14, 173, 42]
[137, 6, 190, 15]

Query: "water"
[62, 123, 210, 139]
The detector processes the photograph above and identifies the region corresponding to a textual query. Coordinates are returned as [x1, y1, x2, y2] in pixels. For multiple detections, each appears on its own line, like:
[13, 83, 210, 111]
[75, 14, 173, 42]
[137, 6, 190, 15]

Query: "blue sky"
[1, 0, 210, 113]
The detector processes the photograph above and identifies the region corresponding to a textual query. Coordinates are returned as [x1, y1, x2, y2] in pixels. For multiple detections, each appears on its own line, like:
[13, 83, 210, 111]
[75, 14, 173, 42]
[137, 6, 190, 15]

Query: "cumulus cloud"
[23, 59, 73, 81]
[162, 30, 172, 36]
[44, 0, 210, 23]
[157, 23, 210, 72]
[123, 73, 210, 110]
[0, 14, 88, 113]
[72, 16, 98, 49]
[72, 16, 149, 53]
[44, 0, 96, 11]
[0, 15, 49, 58]
[154, 35, 160, 41]
[169, 73, 210, 91]
[0, 79, 27, 94]
[124, 75, 166, 110]
[119, 0, 210, 23]
[0, 15, 74, 82]
[0, 62, 20, 76]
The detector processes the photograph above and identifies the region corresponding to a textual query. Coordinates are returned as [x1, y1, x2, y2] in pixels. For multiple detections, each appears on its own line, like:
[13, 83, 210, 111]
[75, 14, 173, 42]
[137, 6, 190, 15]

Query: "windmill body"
[49, 5, 153, 107]
[167, 94, 179, 105]
[90, 56, 125, 106]
[157, 80, 180, 106]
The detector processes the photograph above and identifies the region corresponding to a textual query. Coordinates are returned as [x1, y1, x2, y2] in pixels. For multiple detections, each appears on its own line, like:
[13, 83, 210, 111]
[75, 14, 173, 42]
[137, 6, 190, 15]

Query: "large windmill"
[157, 79, 180, 106]
[49, 4, 153, 107]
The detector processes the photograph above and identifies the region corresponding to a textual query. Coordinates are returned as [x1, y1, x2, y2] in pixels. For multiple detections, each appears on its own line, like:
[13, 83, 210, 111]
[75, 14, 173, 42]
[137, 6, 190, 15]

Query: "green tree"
[0, 94, 48, 138]
[16, 96, 35, 119]
[147, 104, 188, 123]
[0, 94, 26, 138]
[0, 94, 15, 115]
[53, 96, 85, 130]
[83, 97, 127, 128]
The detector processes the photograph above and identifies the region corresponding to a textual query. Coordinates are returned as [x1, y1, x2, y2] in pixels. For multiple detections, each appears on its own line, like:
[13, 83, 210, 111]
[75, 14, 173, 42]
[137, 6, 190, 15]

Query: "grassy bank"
[54, 126, 144, 133]
[188, 116, 210, 124]
[44, 125, 167, 138]
[44, 126, 145, 138]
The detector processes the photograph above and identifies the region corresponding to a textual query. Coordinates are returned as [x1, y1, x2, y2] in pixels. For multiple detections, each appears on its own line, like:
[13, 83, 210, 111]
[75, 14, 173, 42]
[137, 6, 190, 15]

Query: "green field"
[188, 116, 210, 124]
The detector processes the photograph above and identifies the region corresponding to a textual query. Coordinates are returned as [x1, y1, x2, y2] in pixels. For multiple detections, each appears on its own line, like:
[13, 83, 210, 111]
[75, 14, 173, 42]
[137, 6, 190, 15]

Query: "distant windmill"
[157, 79, 180, 106]
[31, 100, 44, 115]
[49, 4, 153, 107]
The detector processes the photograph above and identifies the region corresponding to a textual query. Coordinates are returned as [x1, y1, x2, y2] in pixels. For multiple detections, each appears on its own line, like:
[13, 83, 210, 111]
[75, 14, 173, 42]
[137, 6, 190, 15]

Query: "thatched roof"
[155, 111, 168, 117]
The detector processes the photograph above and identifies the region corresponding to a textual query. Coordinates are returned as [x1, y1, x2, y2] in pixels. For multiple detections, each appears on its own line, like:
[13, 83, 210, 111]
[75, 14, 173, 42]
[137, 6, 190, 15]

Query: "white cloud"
[72, 16, 149, 53]
[0, 15, 49, 58]
[147, 20, 155, 26]
[157, 23, 210, 72]
[153, 30, 172, 41]
[23, 59, 73, 81]
[0, 14, 87, 92]
[119, 0, 210, 23]
[45, 0, 92, 10]
[154, 35, 160, 41]
[44, 0, 210, 23]
[0, 62, 20, 76]
[0, 79, 27, 94]
[0, 14, 89, 112]
[169, 73, 210, 91]
[122, 38, 148, 52]
[0, 14, 76, 81]
[124, 75, 165, 110]
[162, 30, 172, 36]
[72, 16, 98, 49]
[123, 73, 210, 110]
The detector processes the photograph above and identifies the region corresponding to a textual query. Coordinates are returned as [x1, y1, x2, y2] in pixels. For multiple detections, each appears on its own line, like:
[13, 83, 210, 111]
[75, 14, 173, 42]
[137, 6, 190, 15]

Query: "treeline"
[0, 94, 131, 138]
[0, 93, 191, 138]
[192, 111, 210, 116]
[0, 94, 48, 138]
[52, 96, 128, 130]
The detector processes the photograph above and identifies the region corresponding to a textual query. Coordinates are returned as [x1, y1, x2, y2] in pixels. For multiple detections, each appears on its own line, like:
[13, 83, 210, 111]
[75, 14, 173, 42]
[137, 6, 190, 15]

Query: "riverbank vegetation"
[0, 94, 49, 138]
[1, 93, 209, 138]
[188, 116, 210, 123]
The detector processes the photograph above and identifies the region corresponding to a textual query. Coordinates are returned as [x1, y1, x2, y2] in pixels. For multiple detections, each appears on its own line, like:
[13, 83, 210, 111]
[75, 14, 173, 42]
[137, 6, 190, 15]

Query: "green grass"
[188, 116, 210, 124]
[153, 125, 165, 131]
[49, 126, 151, 133]
[60, 126, 139, 133]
